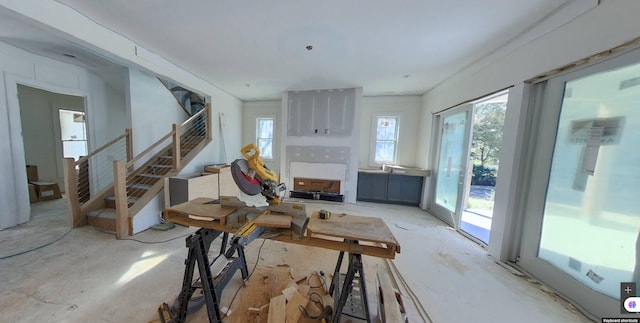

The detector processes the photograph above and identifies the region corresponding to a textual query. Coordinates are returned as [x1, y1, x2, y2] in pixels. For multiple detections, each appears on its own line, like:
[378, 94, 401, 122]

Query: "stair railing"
[113, 104, 211, 238]
[63, 129, 132, 227]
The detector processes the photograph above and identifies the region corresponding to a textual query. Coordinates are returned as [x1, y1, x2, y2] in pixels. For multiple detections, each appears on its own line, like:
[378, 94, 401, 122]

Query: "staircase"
[64, 103, 211, 238]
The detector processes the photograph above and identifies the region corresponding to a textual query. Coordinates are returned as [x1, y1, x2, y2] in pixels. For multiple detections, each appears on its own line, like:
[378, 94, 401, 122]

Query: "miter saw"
[231, 144, 286, 204]
[230, 144, 309, 238]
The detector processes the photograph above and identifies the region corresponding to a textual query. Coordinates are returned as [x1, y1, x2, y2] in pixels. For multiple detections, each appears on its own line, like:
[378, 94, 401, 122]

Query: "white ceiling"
[1, 0, 572, 101]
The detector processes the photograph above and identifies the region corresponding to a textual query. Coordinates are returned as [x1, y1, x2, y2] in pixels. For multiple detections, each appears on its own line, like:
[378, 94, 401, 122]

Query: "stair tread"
[128, 183, 152, 189]
[135, 173, 164, 178]
[86, 208, 116, 220]
[104, 195, 140, 202]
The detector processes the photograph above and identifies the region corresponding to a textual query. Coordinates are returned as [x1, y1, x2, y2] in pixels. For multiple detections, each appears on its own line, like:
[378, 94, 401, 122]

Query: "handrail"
[76, 130, 130, 165]
[126, 131, 174, 168]
[180, 104, 208, 127]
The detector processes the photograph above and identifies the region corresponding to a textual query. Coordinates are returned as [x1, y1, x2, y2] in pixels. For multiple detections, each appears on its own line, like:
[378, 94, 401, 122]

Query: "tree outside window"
[375, 116, 399, 163]
[256, 117, 274, 159]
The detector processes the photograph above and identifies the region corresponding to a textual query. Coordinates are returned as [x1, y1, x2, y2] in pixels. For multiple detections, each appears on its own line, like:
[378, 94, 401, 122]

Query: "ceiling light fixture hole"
[306, 45, 313, 51]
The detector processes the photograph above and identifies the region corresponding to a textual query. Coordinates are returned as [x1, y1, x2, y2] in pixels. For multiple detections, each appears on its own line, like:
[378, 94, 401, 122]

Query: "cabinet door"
[327, 89, 355, 136]
[387, 175, 423, 206]
[357, 173, 388, 201]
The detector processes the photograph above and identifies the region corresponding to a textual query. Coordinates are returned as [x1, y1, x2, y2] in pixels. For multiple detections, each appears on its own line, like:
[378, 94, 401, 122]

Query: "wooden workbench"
[163, 198, 400, 259]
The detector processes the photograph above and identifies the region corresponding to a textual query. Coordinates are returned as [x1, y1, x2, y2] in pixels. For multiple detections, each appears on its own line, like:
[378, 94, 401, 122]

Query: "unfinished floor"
[0, 197, 593, 323]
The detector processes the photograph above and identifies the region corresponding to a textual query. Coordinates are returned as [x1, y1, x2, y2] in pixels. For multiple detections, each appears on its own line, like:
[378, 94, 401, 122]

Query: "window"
[256, 117, 274, 159]
[59, 109, 88, 161]
[373, 116, 399, 164]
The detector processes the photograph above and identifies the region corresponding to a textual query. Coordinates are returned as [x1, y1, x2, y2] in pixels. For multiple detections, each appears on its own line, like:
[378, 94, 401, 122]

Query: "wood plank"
[377, 271, 403, 323]
[282, 284, 298, 301]
[271, 234, 397, 259]
[165, 197, 236, 219]
[297, 284, 310, 297]
[255, 213, 292, 228]
[307, 212, 399, 250]
[62, 157, 83, 227]
[285, 291, 308, 323]
[268, 294, 286, 323]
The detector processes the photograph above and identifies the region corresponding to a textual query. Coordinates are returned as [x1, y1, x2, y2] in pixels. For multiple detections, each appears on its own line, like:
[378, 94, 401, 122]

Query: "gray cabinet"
[287, 89, 355, 137]
[357, 172, 388, 201]
[387, 174, 423, 205]
[357, 172, 423, 206]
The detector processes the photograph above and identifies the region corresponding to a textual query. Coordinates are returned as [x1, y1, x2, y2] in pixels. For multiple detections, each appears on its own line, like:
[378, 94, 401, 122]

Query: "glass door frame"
[517, 47, 640, 320]
[428, 104, 474, 229]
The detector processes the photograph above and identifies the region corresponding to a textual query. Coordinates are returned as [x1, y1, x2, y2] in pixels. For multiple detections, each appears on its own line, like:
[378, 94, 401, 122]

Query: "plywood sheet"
[255, 214, 292, 228]
[166, 197, 236, 219]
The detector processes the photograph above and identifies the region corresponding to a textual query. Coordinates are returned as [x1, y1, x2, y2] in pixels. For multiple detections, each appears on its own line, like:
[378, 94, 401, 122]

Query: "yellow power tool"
[230, 144, 286, 204]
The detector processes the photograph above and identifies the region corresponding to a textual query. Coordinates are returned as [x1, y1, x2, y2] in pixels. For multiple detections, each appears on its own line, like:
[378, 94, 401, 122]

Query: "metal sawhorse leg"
[171, 228, 249, 323]
[329, 240, 371, 323]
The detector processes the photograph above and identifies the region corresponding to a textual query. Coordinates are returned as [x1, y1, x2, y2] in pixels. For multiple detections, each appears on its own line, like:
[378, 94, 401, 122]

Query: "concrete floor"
[0, 197, 593, 322]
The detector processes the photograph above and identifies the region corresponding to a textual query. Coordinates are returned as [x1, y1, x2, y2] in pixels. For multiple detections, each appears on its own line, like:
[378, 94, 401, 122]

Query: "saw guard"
[231, 158, 262, 195]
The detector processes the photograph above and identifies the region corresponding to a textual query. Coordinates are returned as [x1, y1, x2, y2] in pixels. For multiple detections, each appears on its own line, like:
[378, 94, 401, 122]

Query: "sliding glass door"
[518, 48, 640, 319]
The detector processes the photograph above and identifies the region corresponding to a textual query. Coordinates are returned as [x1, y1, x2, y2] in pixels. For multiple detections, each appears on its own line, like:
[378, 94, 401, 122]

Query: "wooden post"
[63, 158, 84, 227]
[125, 128, 133, 162]
[206, 103, 212, 141]
[172, 124, 181, 170]
[78, 158, 89, 203]
[113, 160, 130, 238]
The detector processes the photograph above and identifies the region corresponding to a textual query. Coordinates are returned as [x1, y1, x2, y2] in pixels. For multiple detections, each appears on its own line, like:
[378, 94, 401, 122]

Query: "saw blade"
[231, 158, 262, 196]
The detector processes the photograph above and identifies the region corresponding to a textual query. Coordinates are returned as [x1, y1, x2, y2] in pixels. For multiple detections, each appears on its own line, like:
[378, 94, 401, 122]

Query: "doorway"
[18, 84, 86, 192]
[429, 91, 508, 244]
[460, 92, 508, 244]
[0, 85, 86, 257]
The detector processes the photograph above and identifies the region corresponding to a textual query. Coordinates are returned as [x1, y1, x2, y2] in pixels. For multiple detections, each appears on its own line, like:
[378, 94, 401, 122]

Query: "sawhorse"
[330, 240, 371, 323]
[171, 228, 249, 323]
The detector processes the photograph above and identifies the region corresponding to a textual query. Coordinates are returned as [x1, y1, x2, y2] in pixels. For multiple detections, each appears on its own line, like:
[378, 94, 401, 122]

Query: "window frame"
[255, 116, 275, 160]
[369, 114, 401, 166]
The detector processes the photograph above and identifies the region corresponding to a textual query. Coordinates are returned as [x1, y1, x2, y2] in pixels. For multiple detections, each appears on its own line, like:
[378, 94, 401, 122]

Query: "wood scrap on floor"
[285, 290, 309, 323]
[377, 271, 404, 323]
[225, 265, 332, 323]
[268, 295, 286, 323]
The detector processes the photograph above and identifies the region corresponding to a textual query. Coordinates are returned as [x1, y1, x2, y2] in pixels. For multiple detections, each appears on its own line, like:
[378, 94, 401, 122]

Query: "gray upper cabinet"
[287, 88, 355, 137]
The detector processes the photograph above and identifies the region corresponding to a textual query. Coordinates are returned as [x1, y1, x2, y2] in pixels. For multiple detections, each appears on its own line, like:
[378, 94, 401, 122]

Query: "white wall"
[241, 95, 421, 191]
[419, 0, 640, 260]
[0, 0, 244, 232]
[278, 89, 362, 204]
[128, 68, 186, 156]
[0, 41, 127, 229]
[127, 67, 245, 233]
[358, 95, 422, 168]
[241, 100, 281, 173]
